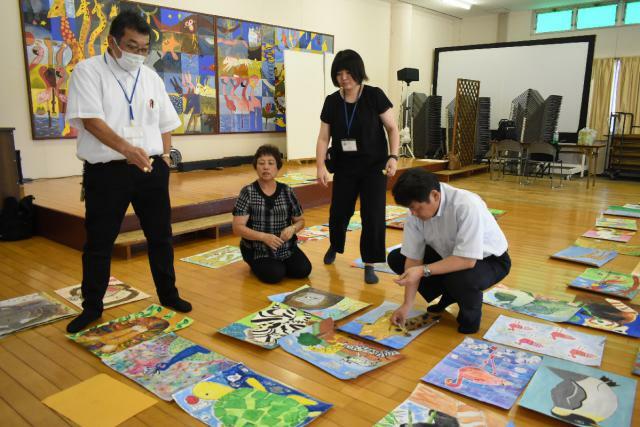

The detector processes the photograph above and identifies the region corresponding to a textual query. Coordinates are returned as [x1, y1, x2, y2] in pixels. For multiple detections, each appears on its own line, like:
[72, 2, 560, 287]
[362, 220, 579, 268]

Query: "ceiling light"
[443, 0, 472, 10]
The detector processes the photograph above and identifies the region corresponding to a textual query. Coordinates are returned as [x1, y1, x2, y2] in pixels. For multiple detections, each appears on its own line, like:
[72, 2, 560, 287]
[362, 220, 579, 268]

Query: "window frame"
[532, 1, 640, 35]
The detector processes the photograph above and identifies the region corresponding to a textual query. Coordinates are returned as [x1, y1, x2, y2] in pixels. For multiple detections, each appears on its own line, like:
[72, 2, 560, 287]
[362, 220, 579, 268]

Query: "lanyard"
[104, 54, 141, 123]
[343, 85, 363, 137]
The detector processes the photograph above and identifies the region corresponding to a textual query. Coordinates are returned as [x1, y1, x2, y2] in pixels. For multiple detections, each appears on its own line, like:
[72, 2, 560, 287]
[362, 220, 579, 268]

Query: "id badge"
[341, 138, 358, 152]
[123, 125, 144, 146]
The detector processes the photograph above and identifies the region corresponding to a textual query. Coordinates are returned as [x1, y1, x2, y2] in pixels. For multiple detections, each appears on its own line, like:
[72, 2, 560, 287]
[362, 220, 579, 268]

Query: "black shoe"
[66, 311, 102, 334]
[364, 265, 379, 284]
[457, 322, 480, 334]
[161, 297, 192, 313]
[323, 246, 337, 265]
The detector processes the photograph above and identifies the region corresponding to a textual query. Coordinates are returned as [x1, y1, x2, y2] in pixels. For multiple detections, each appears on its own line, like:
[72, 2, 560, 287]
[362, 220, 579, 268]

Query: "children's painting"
[574, 237, 640, 257]
[296, 225, 330, 244]
[596, 217, 637, 231]
[216, 17, 333, 133]
[483, 315, 605, 366]
[624, 203, 640, 209]
[582, 227, 635, 243]
[483, 284, 582, 322]
[0, 292, 76, 337]
[519, 356, 637, 427]
[551, 246, 617, 267]
[374, 383, 510, 427]
[569, 268, 640, 300]
[338, 301, 439, 350]
[173, 364, 332, 426]
[218, 302, 319, 349]
[421, 337, 542, 410]
[268, 285, 369, 321]
[103, 333, 238, 401]
[386, 216, 406, 230]
[604, 205, 640, 218]
[68, 304, 193, 358]
[180, 245, 243, 269]
[351, 259, 395, 274]
[567, 296, 640, 338]
[385, 205, 409, 221]
[276, 172, 316, 187]
[55, 276, 150, 309]
[278, 319, 403, 380]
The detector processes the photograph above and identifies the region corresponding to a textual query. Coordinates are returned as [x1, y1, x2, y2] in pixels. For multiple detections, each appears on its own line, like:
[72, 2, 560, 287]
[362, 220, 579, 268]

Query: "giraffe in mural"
[75, 0, 91, 58]
[47, 0, 83, 65]
[88, 0, 107, 57]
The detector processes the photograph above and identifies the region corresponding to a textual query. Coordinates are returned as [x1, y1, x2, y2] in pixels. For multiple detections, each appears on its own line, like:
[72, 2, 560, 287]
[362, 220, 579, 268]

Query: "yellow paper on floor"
[42, 374, 156, 427]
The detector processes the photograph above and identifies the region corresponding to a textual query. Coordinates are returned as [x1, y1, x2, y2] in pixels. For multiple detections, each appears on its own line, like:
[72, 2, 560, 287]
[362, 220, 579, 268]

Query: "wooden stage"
[25, 158, 448, 251]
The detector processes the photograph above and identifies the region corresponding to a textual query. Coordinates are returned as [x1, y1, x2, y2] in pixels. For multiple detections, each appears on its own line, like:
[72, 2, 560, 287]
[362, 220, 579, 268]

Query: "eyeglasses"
[121, 43, 149, 55]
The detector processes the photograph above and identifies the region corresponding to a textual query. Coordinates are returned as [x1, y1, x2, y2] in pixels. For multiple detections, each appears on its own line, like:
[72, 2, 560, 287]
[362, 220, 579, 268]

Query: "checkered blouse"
[233, 181, 303, 260]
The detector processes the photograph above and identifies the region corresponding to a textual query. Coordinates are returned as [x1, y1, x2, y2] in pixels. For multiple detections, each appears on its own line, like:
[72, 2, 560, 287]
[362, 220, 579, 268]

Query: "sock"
[66, 311, 102, 334]
[160, 296, 192, 313]
[323, 246, 337, 265]
[364, 265, 379, 284]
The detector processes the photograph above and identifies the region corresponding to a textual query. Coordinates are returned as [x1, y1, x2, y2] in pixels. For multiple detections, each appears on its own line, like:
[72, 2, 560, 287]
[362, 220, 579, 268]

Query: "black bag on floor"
[0, 196, 35, 241]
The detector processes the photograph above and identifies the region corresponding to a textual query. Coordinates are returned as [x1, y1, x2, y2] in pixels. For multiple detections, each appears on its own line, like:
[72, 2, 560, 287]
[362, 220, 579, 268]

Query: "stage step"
[434, 164, 489, 182]
[114, 213, 233, 259]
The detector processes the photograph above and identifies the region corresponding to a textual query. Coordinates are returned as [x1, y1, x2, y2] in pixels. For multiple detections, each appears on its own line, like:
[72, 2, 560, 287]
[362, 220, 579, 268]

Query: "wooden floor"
[23, 158, 436, 217]
[1, 172, 639, 426]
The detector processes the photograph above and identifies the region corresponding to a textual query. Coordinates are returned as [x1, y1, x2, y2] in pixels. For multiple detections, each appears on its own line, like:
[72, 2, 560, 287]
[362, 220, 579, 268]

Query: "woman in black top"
[232, 145, 312, 284]
[315, 49, 400, 284]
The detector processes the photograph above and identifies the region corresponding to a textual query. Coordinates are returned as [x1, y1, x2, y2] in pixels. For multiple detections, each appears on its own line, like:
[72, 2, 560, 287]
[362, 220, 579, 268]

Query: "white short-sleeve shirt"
[66, 53, 181, 164]
[401, 183, 508, 261]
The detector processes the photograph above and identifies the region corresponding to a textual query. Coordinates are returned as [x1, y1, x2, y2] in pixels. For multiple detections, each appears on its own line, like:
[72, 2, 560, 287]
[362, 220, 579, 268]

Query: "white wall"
[506, 10, 640, 59]
[1, 0, 391, 179]
[459, 14, 498, 46]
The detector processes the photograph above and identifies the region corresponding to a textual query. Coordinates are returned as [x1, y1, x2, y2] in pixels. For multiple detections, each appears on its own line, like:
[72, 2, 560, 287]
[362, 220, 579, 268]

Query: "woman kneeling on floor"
[232, 145, 312, 284]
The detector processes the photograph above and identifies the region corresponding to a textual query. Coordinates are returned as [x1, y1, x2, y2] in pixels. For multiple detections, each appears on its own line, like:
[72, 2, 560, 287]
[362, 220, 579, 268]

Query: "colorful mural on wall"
[19, 1, 334, 139]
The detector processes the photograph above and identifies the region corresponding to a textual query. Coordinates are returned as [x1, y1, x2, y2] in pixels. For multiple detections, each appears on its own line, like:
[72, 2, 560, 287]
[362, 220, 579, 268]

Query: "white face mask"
[112, 40, 146, 72]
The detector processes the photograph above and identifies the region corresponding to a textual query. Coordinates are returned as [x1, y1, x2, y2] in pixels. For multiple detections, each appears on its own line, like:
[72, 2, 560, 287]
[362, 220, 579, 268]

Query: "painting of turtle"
[173, 364, 332, 426]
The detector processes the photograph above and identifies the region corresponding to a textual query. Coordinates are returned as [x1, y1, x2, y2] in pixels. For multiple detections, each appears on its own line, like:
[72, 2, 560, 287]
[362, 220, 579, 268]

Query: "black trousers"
[240, 244, 312, 284]
[329, 168, 387, 263]
[387, 246, 511, 329]
[81, 157, 179, 313]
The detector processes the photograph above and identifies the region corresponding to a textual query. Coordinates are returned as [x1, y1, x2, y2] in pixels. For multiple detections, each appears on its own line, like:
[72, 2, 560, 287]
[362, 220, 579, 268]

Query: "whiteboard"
[434, 37, 594, 132]
[284, 50, 326, 160]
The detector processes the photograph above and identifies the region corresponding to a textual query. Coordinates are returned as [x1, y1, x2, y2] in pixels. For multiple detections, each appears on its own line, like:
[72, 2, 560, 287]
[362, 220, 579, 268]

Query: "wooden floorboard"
[1, 172, 639, 426]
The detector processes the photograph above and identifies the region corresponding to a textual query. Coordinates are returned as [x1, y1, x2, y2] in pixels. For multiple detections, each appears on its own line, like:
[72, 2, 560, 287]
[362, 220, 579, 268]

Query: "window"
[577, 4, 618, 29]
[536, 10, 573, 33]
[625, 1, 640, 24]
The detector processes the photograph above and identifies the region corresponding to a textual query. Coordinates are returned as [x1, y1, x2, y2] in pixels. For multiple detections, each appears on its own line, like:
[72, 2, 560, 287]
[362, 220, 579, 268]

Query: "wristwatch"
[388, 154, 399, 161]
[423, 264, 432, 278]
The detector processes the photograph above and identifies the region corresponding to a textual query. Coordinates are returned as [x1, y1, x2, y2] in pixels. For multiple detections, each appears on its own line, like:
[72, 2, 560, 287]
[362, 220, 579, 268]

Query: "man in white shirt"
[387, 168, 511, 334]
[64, 11, 191, 333]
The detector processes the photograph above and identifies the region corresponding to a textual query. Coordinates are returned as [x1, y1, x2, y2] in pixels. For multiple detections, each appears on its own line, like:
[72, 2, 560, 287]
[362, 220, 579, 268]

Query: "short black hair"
[392, 168, 441, 207]
[109, 10, 151, 42]
[331, 49, 368, 87]
[252, 144, 283, 170]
